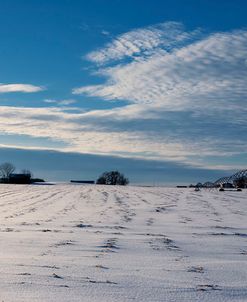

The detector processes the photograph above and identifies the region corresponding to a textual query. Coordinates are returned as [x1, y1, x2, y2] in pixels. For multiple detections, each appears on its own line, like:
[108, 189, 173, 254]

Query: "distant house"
[9, 173, 31, 184]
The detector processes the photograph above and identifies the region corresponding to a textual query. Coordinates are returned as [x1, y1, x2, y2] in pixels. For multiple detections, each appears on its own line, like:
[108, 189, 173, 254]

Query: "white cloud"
[86, 22, 201, 64]
[0, 83, 44, 93]
[71, 22, 247, 170]
[75, 28, 247, 117]
[0, 22, 246, 172]
[0, 105, 246, 171]
[0, 106, 186, 159]
[44, 99, 76, 106]
[101, 30, 110, 36]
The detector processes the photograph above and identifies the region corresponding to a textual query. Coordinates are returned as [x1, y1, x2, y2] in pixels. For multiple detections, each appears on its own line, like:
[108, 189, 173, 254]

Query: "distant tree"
[96, 171, 129, 185]
[195, 182, 203, 188]
[234, 176, 247, 188]
[0, 162, 15, 179]
[21, 169, 33, 178]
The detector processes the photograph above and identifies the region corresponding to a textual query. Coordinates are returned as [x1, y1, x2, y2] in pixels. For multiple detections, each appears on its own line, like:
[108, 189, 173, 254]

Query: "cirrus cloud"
[71, 22, 247, 170]
[86, 21, 201, 64]
[44, 99, 76, 106]
[74, 27, 247, 117]
[0, 22, 246, 172]
[0, 83, 44, 93]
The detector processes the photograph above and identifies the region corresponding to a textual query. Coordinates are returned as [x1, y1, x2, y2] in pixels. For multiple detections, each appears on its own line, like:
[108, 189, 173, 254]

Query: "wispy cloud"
[71, 22, 247, 170]
[0, 83, 44, 93]
[86, 22, 201, 64]
[0, 22, 246, 172]
[0, 105, 246, 171]
[44, 99, 76, 106]
[75, 27, 247, 117]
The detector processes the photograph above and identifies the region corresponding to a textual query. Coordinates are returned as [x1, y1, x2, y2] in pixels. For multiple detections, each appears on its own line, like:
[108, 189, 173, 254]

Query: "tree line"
[0, 162, 129, 185]
[0, 162, 44, 184]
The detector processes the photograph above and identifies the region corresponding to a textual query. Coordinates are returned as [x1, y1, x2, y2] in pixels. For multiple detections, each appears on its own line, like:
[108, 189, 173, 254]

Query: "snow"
[0, 184, 246, 301]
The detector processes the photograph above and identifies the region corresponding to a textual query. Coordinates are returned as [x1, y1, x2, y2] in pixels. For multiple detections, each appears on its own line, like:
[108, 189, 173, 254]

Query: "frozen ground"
[0, 184, 246, 302]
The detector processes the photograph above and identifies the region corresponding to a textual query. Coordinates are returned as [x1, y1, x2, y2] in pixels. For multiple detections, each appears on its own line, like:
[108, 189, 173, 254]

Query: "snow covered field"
[0, 184, 246, 302]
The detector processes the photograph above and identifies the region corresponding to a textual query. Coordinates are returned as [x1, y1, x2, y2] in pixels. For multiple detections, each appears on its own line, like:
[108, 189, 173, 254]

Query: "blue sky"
[0, 0, 246, 183]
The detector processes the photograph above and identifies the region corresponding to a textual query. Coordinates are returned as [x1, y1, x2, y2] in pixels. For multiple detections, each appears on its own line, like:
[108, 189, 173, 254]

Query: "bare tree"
[21, 169, 33, 178]
[0, 162, 15, 179]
